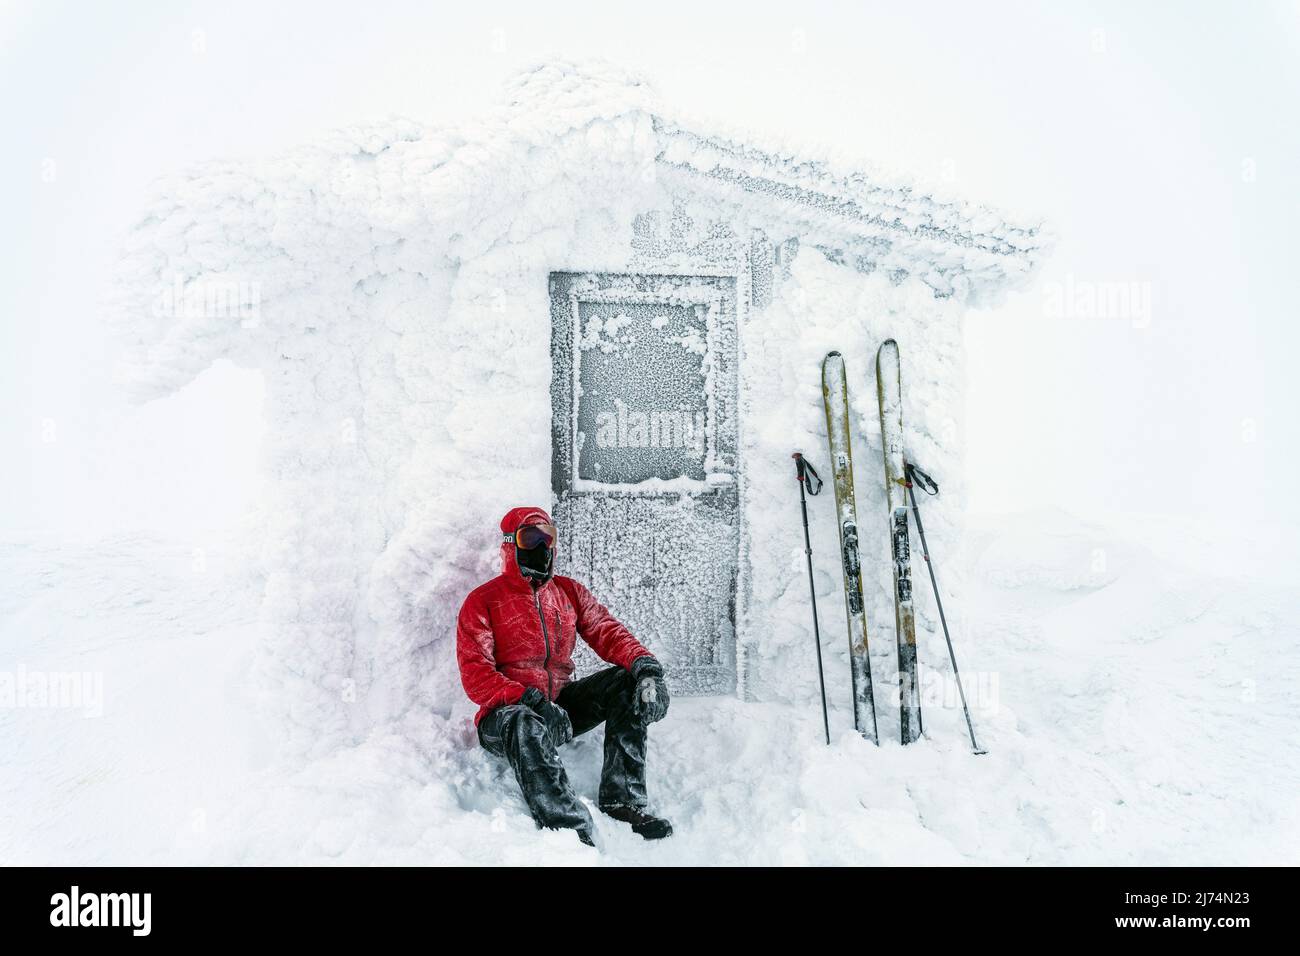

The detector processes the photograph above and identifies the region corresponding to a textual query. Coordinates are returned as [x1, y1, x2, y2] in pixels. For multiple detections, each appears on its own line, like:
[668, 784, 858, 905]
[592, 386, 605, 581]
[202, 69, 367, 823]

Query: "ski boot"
[600, 804, 673, 840]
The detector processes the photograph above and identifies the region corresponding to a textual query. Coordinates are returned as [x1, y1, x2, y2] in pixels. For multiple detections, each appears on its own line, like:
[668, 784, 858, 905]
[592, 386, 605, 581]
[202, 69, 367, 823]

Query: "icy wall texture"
[737, 254, 966, 718]
[110, 61, 1039, 757]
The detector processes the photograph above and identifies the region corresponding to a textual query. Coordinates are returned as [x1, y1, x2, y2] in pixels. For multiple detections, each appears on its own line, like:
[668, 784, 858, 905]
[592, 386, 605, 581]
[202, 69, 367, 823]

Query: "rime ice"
[106, 58, 1045, 825]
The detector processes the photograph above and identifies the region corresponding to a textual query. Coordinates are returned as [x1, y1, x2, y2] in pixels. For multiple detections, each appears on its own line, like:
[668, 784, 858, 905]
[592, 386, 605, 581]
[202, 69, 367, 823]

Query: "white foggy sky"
[3, 0, 1298, 535]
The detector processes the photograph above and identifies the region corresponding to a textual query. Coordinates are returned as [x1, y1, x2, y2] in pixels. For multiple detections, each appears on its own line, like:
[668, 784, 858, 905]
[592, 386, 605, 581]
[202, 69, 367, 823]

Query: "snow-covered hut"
[112, 61, 1044, 756]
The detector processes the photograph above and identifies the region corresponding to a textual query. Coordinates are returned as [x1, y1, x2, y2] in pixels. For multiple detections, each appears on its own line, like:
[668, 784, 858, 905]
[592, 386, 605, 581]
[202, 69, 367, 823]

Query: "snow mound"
[5, 510, 1295, 864]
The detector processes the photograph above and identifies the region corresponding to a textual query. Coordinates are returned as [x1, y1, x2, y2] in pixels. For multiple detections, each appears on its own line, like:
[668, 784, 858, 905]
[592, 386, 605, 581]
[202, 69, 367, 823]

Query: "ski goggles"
[503, 523, 557, 550]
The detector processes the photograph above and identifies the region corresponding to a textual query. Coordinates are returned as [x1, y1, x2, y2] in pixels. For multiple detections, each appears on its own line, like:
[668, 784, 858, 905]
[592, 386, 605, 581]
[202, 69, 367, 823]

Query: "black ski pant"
[478, 665, 649, 833]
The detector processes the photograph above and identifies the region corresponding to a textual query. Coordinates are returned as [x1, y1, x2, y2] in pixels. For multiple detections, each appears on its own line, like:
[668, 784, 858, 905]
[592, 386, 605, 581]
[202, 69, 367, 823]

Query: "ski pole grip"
[792, 453, 823, 495]
[905, 462, 939, 495]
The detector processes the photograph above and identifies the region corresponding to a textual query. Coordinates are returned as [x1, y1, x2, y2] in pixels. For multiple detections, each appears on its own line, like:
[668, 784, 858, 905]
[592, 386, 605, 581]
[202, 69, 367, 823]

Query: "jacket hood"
[499, 506, 555, 581]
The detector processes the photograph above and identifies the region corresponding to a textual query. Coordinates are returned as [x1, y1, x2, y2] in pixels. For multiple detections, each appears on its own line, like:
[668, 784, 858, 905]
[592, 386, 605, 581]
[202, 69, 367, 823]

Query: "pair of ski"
[821, 340, 921, 746]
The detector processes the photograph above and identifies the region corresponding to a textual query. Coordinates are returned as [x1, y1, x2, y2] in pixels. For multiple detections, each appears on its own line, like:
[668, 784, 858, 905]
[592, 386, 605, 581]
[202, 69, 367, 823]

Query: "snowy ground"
[2, 509, 1296, 866]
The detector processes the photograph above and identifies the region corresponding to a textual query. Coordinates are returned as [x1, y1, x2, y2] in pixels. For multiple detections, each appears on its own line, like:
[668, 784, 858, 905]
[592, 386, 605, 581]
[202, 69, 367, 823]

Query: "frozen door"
[550, 272, 739, 695]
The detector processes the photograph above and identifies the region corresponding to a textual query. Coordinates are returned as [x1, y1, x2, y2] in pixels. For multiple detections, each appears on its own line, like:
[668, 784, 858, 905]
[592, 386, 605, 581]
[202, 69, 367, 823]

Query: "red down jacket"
[456, 506, 653, 726]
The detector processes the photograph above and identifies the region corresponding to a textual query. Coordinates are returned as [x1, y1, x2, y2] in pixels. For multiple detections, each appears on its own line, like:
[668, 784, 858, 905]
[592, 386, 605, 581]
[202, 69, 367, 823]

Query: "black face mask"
[517, 544, 554, 582]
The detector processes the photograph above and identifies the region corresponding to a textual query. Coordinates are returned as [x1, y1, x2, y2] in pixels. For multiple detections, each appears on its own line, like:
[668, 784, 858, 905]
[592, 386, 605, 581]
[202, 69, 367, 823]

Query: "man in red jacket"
[457, 506, 672, 845]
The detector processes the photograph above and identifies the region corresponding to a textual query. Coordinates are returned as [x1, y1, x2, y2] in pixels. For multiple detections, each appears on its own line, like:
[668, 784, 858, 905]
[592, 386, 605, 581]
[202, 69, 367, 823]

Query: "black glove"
[521, 687, 573, 746]
[630, 657, 669, 724]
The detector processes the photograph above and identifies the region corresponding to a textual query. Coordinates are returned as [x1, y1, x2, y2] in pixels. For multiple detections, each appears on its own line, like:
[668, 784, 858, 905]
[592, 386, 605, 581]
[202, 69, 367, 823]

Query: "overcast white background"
[4, 0, 1298, 537]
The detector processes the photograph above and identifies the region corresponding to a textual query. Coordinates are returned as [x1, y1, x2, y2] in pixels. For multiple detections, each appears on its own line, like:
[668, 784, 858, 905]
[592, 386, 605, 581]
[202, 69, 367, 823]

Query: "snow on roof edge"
[650, 116, 1049, 302]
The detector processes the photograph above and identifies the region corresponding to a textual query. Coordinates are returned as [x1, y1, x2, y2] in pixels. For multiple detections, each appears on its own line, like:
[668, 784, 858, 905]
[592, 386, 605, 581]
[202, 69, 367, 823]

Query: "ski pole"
[792, 452, 831, 745]
[903, 461, 986, 755]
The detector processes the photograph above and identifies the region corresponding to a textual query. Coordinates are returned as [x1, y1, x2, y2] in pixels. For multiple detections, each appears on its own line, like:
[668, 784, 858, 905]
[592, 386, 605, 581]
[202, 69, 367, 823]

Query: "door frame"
[548, 269, 743, 695]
